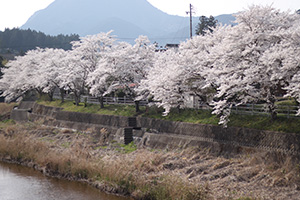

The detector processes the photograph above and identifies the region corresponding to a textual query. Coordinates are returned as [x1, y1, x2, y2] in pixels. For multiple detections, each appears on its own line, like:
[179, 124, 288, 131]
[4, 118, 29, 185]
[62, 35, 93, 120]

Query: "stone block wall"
[11, 109, 30, 122]
[11, 102, 300, 154]
[137, 117, 300, 154]
[54, 111, 129, 128]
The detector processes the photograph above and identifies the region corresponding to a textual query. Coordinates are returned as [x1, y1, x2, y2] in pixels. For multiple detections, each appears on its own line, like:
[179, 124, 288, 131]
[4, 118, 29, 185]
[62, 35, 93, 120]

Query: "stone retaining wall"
[11, 109, 30, 122]
[55, 111, 129, 128]
[137, 117, 300, 154]
[11, 101, 300, 154]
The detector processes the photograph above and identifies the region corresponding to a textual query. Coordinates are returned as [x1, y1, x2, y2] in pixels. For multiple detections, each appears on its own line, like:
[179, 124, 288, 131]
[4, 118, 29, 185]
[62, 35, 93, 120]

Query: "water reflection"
[0, 162, 130, 200]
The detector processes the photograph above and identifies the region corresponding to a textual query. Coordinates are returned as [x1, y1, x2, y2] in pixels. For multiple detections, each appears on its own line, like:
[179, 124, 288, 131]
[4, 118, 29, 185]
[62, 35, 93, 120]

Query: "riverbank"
[1, 120, 300, 199]
[0, 121, 209, 199]
[2, 102, 300, 199]
[0, 161, 128, 200]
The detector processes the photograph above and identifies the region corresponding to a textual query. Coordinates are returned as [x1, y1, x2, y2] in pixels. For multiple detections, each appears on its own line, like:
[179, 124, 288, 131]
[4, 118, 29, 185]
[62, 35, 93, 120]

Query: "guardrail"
[231, 104, 299, 118]
[53, 93, 299, 118]
[53, 94, 148, 106]
[81, 96, 149, 106]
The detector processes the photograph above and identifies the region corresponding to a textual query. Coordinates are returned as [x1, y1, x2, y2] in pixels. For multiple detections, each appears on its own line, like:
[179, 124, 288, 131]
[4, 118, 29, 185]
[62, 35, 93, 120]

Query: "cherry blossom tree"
[59, 31, 117, 106]
[136, 26, 228, 115]
[85, 42, 123, 108]
[40, 48, 68, 102]
[0, 56, 26, 102]
[88, 36, 155, 111]
[280, 25, 300, 114]
[115, 36, 155, 112]
[178, 25, 230, 107]
[211, 5, 300, 125]
[0, 48, 48, 102]
[137, 49, 185, 115]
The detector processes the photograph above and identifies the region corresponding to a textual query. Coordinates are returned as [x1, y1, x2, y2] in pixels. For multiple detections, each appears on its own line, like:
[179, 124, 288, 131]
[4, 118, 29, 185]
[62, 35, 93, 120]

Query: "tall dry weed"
[0, 123, 209, 200]
[0, 103, 17, 116]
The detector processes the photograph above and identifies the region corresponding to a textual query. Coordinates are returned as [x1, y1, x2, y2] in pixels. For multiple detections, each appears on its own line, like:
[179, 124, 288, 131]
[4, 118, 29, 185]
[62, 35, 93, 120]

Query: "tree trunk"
[35, 88, 43, 99]
[267, 98, 277, 120]
[176, 105, 181, 113]
[84, 97, 88, 107]
[74, 92, 80, 106]
[48, 90, 54, 102]
[98, 96, 104, 109]
[270, 109, 277, 120]
[60, 88, 65, 103]
[135, 100, 140, 113]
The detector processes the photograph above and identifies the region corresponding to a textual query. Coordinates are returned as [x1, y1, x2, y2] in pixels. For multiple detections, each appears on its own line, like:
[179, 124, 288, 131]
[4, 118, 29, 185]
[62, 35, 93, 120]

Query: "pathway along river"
[0, 162, 131, 200]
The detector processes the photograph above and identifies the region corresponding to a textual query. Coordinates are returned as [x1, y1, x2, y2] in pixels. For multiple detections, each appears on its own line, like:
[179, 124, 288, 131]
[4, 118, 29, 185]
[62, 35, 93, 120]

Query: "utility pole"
[186, 4, 194, 39]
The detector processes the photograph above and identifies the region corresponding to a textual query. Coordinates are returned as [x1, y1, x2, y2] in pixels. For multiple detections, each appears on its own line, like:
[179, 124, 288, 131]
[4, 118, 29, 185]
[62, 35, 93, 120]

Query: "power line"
[186, 4, 195, 39]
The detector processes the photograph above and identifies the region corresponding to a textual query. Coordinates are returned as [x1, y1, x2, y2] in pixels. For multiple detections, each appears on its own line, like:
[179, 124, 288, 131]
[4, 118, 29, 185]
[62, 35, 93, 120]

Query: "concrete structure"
[11, 101, 300, 155]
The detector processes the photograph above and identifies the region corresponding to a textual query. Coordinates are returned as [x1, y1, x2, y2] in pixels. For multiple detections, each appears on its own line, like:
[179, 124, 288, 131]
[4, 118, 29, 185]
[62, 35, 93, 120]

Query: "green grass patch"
[38, 99, 144, 117]
[228, 114, 300, 133]
[121, 142, 137, 153]
[276, 98, 298, 106]
[143, 107, 300, 134]
[111, 142, 137, 153]
[38, 100, 300, 134]
[143, 107, 219, 125]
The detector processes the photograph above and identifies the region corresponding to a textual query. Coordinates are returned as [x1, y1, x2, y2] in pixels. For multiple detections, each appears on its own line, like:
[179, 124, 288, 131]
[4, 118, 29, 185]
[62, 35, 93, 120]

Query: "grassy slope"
[37, 100, 300, 134]
[37, 100, 142, 116]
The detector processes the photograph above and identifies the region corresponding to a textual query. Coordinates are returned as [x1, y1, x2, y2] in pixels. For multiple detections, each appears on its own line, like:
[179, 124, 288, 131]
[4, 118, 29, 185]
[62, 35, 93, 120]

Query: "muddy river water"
[0, 162, 130, 200]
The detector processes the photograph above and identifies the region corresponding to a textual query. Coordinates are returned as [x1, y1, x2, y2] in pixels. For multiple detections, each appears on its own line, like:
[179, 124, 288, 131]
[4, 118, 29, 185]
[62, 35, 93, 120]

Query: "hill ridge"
[21, 0, 235, 44]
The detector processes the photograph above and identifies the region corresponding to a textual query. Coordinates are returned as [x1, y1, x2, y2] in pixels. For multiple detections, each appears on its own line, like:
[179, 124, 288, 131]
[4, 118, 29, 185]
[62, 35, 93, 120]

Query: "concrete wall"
[11, 102, 300, 154]
[18, 101, 36, 110]
[137, 117, 300, 153]
[11, 109, 30, 122]
[54, 111, 129, 128]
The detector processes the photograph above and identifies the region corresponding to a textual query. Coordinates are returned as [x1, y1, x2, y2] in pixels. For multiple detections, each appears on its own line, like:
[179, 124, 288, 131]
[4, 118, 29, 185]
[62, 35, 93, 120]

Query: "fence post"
[288, 105, 290, 119]
[252, 103, 254, 115]
[124, 96, 126, 104]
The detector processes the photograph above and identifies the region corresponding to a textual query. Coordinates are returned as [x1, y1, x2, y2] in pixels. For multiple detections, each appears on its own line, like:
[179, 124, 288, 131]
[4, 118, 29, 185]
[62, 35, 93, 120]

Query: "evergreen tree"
[0, 28, 79, 54]
[195, 15, 217, 36]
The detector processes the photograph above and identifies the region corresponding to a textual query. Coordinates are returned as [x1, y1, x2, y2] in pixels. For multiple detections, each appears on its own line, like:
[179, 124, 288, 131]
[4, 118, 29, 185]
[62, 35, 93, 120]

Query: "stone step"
[128, 117, 137, 127]
[124, 128, 133, 145]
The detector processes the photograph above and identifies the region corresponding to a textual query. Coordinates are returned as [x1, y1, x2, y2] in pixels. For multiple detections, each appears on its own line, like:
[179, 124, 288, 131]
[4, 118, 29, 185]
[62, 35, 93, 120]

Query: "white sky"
[0, 0, 300, 31]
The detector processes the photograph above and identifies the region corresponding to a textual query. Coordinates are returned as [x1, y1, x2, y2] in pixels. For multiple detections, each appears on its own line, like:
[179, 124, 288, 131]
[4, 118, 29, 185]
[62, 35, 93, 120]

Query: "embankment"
[2, 101, 300, 199]
[12, 101, 300, 155]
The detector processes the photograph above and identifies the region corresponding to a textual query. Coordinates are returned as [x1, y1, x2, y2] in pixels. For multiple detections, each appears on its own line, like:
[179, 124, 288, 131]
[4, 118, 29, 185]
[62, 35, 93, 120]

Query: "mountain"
[215, 14, 236, 25]
[21, 0, 235, 44]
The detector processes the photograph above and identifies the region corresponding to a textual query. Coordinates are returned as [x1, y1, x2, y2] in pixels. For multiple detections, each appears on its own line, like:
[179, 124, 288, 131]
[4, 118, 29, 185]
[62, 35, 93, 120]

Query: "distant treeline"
[0, 28, 79, 54]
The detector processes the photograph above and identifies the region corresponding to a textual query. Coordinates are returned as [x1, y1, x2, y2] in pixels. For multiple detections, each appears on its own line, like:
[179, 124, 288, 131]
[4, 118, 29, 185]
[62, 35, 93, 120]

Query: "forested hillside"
[0, 28, 79, 54]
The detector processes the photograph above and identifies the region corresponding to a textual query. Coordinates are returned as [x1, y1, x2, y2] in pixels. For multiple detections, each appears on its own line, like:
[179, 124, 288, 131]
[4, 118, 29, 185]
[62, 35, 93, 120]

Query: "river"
[0, 162, 130, 200]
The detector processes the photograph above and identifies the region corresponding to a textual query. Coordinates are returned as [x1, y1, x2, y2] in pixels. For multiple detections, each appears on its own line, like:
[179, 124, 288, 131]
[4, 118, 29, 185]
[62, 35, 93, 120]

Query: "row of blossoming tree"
[1, 5, 300, 126]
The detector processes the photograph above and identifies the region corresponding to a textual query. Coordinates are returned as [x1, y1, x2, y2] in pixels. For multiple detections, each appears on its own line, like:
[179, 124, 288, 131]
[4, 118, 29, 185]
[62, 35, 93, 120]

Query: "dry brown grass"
[0, 123, 210, 200]
[2, 122, 300, 199]
[0, 103, 17, 117]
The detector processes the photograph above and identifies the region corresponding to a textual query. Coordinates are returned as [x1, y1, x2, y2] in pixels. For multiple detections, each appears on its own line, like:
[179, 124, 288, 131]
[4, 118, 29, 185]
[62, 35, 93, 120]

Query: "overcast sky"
[1, 0, 300, 31]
